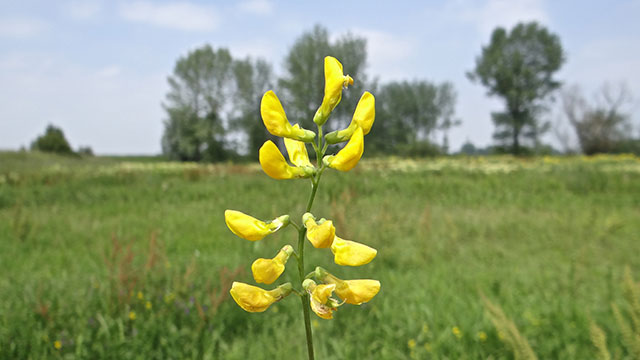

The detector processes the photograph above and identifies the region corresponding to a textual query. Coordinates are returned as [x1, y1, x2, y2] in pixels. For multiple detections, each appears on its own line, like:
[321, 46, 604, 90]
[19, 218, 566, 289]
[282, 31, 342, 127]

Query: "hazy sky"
[1, 0, 639, 154]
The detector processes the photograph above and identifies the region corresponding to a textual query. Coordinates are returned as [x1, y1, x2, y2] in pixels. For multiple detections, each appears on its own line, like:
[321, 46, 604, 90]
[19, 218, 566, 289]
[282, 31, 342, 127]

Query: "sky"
[1, 0, 639, 154]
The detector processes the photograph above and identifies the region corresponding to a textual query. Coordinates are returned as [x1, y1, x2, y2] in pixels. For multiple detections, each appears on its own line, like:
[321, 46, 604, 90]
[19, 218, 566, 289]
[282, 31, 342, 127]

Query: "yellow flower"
[477, 331, 487, 342]
[261, 91, 315, 141]
[283, 129, 313, 167]
[330, 236, 377, 266]
[145, 301, 152, 310]
[323, 127, 364, 172]
[452, 326, 462, 339]
[230, 282, 292, 313]
[315, 267, 380, 305]
[224, 210, 289, 241]
[314, 56, 354, 125]
[129, 311, 136, 320]
[137, 291, 143, 300]
[303, 279, 341, 319]
[259, 140, 314, 180]
[303, 213, 335, 248]
[251, 245, 294, 284]
[407, 339, 416, 349]
[325, 92, 375, 144]
[54, 340, 62, 350]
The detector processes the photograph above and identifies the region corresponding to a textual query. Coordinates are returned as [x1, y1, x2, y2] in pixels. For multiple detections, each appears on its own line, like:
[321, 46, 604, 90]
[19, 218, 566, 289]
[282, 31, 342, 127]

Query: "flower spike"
[230, 282, 292, 313]
[313, 56, 354, 126]
[252, 245, 294, 284]
[259, 141, 314, 180]
[330, 236, 377, 266]
[323, 127, 364, 172]
[325, 92, 375, 144]
[261, 91, 315, 142]
[315, 267, 380, 305]
[224, 210, 289, 241]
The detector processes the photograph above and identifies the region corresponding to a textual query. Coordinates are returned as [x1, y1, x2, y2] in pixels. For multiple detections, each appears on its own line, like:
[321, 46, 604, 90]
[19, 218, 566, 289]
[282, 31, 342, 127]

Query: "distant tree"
[30, 124, 74, 155]
[77, 146, 94, 156]
[468, 22, 565, 154]
[278, 25, 369, 132]
[561, 83, 634, 155]
[162, 45, 233, 162]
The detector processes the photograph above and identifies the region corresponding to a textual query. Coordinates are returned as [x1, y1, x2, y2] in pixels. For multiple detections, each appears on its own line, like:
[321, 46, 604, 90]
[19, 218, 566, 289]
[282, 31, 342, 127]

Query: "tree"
[561, 83, 634, 154]
[30, 124, 74, 155]
[161, 45, 233, 162]
[468, 22, 565, 154]
[278, 25, 369, 132]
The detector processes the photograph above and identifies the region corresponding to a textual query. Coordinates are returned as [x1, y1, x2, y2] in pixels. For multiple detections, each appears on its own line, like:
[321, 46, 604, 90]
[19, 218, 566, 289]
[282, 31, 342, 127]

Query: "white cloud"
[65, 0, 103, 20]
[348, 28, 416, 81]
[0, 17, 47, 38]
[459, 0, 549, 37]
[119, 1, 219, 32]
[238, 0, 273, 16]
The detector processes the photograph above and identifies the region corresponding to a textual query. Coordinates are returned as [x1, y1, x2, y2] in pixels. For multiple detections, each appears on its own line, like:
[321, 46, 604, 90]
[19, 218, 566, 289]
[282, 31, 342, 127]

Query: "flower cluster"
[224, 56, 380, 351]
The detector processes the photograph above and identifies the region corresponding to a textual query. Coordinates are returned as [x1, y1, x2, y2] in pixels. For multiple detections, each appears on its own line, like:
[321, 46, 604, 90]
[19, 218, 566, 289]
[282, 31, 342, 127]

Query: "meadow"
[1, 151, 639, 359]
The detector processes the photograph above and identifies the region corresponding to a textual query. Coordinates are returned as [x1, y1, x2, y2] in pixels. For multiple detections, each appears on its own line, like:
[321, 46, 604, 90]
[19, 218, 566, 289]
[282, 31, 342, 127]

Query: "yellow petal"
[261, 91, 315, 141]
[323, 127, 364, 172]
[314, 56, 354, 125]
[330, 236, 377, 266]
[304, 218, 335, 249]
[303, 280, 338, 319]
[325, 92, 375, 144]
[259, 141, 310, 180]
[335, 280, 381, 305]
[230, 282, 291, 313]
[224, 210, 288, 241]
[284, 126, 312, 168]
[251, 245, 293, 284]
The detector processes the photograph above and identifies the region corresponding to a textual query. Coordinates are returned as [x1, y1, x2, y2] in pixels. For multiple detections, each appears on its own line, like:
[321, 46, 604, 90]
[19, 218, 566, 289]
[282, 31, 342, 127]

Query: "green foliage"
[469, 22, 565, 154]
[481, 294, 537, 360]
[30, 124, 74, 155]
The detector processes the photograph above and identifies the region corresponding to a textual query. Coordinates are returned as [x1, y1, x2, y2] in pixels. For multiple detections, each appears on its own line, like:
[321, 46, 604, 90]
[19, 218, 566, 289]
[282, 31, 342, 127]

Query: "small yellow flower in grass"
[323, 127, 364, 172]
[284, 130, 312, 168]
[259, 141, 314, 180]
[330, 235, 377, 266]
[303, 279, 341, 319]
[477, 331, 487, 342]
[407, 338, 416, 349]
[452, 326, 462, 339]
[261, 91, 315, 142]
[145, 301, 152, 310]
[252, 245, 294, 284]
[314, 56, 354, 125]
[230, 282, 292, 313]
[129, 311, 136, 320]
[137, 291, 143, 300]
[303, 213, 335, 249]
[54, 340, 62, 350]
[315, 267, 380, 305]
[325, 92, 375, 144]
[224, 210, 289, 241]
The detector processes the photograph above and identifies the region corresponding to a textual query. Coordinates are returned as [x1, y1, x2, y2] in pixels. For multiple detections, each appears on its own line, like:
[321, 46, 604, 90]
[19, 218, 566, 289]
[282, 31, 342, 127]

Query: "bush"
[30, 125, 74, 155]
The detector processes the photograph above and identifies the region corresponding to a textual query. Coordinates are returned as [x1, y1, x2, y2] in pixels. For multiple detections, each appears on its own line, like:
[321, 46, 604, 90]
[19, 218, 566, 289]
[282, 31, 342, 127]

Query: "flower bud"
[261, 91, 315, 142]
[252, 245, 294, 284]
[230, 282, 292, 313]
[325, 92, 375, 144]
[330, 236, 377, 266]
[313, 56, 354, 126]
[323, 127, 364, 172]
[225, 210, 289, 241]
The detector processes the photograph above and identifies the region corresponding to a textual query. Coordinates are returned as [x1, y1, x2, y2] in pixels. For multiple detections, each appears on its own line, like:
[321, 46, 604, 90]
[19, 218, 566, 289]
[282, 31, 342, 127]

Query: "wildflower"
[261, 91, 315, 142]
[303, 213, 335, 248]
[284, 129, 312, 167]
[452, 326, 462, 339]
[252, 245, 294, 284]
[230, 282, 292, 313]
[259, 140, 315, 180]
[54, 340, 62, 350]
[330, 236, 377, 266]
[314, 267, 380, 305]
[303, 279, 341, 319]
[477, 331, 487, 342]
[145, 301, 152, 310]
[313, 56, 354, 125]
[325, 92, 375, 144]
[137, 291, 143, 300]
[323, 127, 364, 172]
[422, 323, 429, 334]
[407, 338, 416, 349]
[224, 210, 289, 241]
[129, 311, 136, 320]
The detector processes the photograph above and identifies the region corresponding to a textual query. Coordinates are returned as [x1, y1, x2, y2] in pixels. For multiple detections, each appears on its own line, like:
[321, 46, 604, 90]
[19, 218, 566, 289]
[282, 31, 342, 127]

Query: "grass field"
[1, 151, 640, 359]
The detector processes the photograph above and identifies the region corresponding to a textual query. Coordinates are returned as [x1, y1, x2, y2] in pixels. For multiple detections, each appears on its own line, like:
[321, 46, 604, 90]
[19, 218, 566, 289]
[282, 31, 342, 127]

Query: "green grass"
[1, 152, 639, 359]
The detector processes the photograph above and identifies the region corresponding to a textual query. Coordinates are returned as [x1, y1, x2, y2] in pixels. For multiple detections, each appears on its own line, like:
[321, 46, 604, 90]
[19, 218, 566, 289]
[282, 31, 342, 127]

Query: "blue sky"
[1, 0, 639, 154]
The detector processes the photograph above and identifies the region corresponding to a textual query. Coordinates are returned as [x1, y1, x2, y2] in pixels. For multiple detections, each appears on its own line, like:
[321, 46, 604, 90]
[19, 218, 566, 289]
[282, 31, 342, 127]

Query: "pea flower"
[323, 127, 364, 172]
[230, 282, 293, 313]
[261, 90, 315, 142]
[284, 128, 313, 167]
[259, 140, 315, 180]
[252, 245, 294, 284]
[303, 279, 342, 319]
[303, 213, 335, 248]
[224, 210, 289, 241]
[325, 92, 375, 144]
[315, 267, 380, 305]
[331, 235, 377, 266]
[313, 56, 354, 125]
